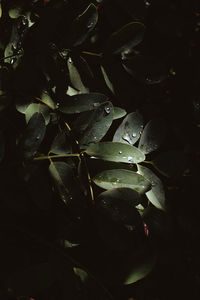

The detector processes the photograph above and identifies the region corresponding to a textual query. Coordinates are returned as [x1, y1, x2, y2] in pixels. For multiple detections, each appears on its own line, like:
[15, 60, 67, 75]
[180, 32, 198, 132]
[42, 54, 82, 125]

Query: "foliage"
[1, 1, 200, 300]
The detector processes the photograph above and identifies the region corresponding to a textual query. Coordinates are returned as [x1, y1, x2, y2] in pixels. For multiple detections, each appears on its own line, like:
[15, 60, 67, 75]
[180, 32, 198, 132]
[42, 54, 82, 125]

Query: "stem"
[35, 96, 55, 111]
[0, 53, 22, 62]
[34, 153, 80, 161]
[143, 160, 154, 165]
[81, 51, 103, 57]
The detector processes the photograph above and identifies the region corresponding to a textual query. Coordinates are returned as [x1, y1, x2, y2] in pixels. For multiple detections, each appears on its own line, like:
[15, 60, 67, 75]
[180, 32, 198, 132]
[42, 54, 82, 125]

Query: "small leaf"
[139, 118, 166, 154]
[73, 267, 88, 283]
[69, 3, 98, 47]
[101, 65, 115, 94]
[9, 7, 22, 19]
[153, 150, 187, 178]
[50, 131, 72, 155]
[49, 161, 73, 205]
[113, 107, 127, 120]
[113, 112, 143, 145]
[85, 142, 145, 164]
[59, 93, 107, 114]
[79, 101, 114, 146]
[25, 103, 50, 125]
[93, 169, 151, 194]
[137, 165, 166, 211]
[20, 112, 46, 159]
[106, 22, 145, 54]
[67, 57, 89, 93]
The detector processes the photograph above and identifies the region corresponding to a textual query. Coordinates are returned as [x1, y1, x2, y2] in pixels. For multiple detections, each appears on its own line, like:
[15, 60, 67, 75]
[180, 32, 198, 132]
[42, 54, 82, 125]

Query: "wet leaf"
[20, 112, 46, 159]
[25, 103, 50, 125]
[50, 131, 72, 155]
[79, 101, 114, 146]
[85, 142, 145, 164]
[101, 65, 115, 94]
[138, 118, 166, 154]
[113, 107, 127, 120]
[153, 150, 187, 178]
[59, 93, 107, 114]
[67, 57, 89, 93]
[69, 4, 98, 47]
[113, 112, 143, 145]
[49, 161, 74, 205]
[123, 55, 167, 84]
[137, 165, 166, 211]
[106, 22, 145, 55]
[93, 169, 151, 193]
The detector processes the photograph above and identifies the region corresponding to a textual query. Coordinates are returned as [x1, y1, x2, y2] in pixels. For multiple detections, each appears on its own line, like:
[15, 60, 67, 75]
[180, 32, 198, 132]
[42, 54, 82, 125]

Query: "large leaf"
[113, 112, 143, 145]
[123, 55, 167, 84]
[59, 93, 107, 114]
[20, 112, 46, 159]
[137, 165, 166, 211]
[69, 4, 98, 47]
[25, 103, 50, 125]
[106, 22, 145, 55]
[138, 118, 166, 154]
[153, 150, 187, 178]
[50, 131, 72, 155]
[67, 57, 89, 93]
[79, 101, 114, 146]
[93, 169, 151, 193]
[49, 161, 74, 205]
[85, 142, 145, 163]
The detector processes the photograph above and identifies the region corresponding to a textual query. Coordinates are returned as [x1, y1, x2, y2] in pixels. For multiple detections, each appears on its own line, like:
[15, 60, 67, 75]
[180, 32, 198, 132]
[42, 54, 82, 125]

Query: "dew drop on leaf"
[104, 106, 111, 114]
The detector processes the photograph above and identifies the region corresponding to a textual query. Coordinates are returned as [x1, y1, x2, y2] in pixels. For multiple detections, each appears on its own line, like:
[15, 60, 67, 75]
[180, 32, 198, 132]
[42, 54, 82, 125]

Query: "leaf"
[106, 22, 145, 55]
[137, 165, 166, 211]
[138, 118, 166, 154]
[73, 267, 88, 283]
[69, 3, 98, 47]
[79, 101, 114, 146]
[6, 262, 58, 295]
[85, 142, 145, 164]
[153, 150, 187, 178]
[67, 57, 89, 93]
[113, 107, 127, 120]
[20, 112, 46, 159]
[49, 161, 73, 205]
[93, 169, 151, 194]
[0, 131, 5, 163]
[25, 103, 50, 125]
[123, 55, 167, 84]
[113, 112, 143, 145]
[101, 65, 115, 94]
[50, 131, 72, 155]
[59, 93, 107, 114]
[39, 91, 56, 110]
[8, 7, 22, 19]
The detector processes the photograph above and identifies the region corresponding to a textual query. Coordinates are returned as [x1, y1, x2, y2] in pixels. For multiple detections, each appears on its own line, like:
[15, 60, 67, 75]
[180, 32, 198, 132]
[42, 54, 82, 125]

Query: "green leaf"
[85, 142, 145, 163]
[67, 57, 89, 93]
[106, 22, 145, 54]
[49, 161, 73, 205]
[139, 118, 166, 154]
[25, 103, 50, 125]
[69, 3, 98, 47]
[0, 131, 5, 163]
[50, 131, 72, 155]
[79, 101, 114, 146]
[93, 169, 151, 193]
[20, 112, 46, 159]
[113, 112, 143, 145]
[123, 55, 167, 84]
[153, 150, 187, 178]
[113, 107, 127, 120]
[73, 267, 88, 283]
[101, 65, 115, 94]
[137, 165, 166, 211]
[59, 93, 107, 114]
[8, 7, 22, 19]
[39, 91, 56, 110]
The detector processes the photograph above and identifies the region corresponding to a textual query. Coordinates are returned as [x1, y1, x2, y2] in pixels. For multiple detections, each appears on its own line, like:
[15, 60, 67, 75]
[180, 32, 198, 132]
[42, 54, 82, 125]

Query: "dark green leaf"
[67, 57, 89, 93]
[113, 112, 143, 145]
[25, 103, 50, 125]
[93, 169, 151, 193]
[106, 22, 145, 55]
[85, 142, 145, 163]
[59, 93, 107, 114]
[153, 150, 187, 178]
[139, 118, 166, 154]
[113, 107, 127, 120]
[101, 65, 115, 94]
[137, 165, 166, 211]
[50, 131, 72, 155]
[79, 101, 114, 146]
[49, 161, 73, 205]
[20, 112, 46, 159]
[69, 4, 98, 47]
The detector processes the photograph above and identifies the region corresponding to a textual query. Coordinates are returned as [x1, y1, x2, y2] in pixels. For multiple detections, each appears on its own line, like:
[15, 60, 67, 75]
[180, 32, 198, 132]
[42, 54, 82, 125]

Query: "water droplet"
[122, 133, 131, 144]
[128, 156, 133, 162]
[10, 58, 15, 64]
[68, 57, 73, 63]
[145, 0, 151, 7]
[104, 106, 110, 114]
[93, 102, 100, 107]
[119, 151, 122, 154]
[132, 133, 137, 138]
[94, 136, 97, 140]
[36, 136, 40, 140]
[116, 179, 120, 183]
[56, 102, 60, 108]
